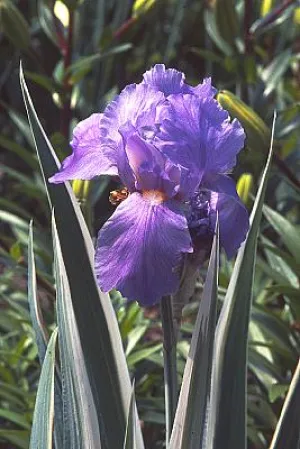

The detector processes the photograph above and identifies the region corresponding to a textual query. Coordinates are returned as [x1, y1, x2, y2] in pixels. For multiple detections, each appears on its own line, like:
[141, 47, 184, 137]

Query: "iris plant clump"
[50, 64, 249, 306]
[22, 62, 298, 449]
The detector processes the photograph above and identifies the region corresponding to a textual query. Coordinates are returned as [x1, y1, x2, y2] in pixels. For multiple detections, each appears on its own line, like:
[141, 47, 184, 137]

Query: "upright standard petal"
[158, 93, 245, 176]
[95, 192, 193, 306]
[100, 83, 165, 146]
[142, 64, 186, 95]
[99, 84, 165, 188]
[205, 175, 249, 258]
[125, 134, 166, 192]
[157, 94, 208, 177]
[142, 65, 217, 99]
[125, 134, 198, 199]
[49, 114, 118, 183]
[191, 77, 217, 99]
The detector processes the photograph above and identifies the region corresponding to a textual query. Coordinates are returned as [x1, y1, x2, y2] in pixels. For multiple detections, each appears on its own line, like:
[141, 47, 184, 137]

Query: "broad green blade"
[52, 214, 101, 448]
[20, 64, 144, 449]
[123, 382, 140, 449]
[170, 222, 219, 449]
[29, 328, 58, 449]
[269, 358, 300, 449]
[206, 115, 276, 449]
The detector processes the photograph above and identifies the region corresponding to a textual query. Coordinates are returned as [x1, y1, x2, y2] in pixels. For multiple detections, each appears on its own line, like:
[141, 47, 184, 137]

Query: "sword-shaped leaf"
[29, 328, 58, 449]
[269, 358, 300, 449]
[20, 63, 143, 449]
[52, 214, 101, 448]
[170, 221, 219, 449]
[206, 115, 276, 449]
[27, 222, 64, 449]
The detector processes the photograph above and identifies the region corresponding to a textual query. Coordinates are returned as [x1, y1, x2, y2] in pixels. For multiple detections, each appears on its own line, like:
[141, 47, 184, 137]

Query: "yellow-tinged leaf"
[10, 241, 22, 261]
[294, 7, 300, 25]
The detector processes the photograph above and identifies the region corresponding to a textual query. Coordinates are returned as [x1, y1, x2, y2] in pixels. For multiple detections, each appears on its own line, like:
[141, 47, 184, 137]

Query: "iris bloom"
[50, 64, 249, 306]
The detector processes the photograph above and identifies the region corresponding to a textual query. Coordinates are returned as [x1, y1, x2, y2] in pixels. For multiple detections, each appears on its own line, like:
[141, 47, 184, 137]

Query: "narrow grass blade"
[263, 204, 300, 265]
[269, 358, 300, 449]
[161, 295, 178, 445]
[206, 115, 276, 449]
[27, 222, 64, 448]
[29, 328, 58, 449]
[0, 430, 29, 449]
[20, 64, 144, 449]
[123, 382, 139, 449]
[170, 222, 219, 449]
[52, 213, 101, 448]
[27, 221, 48, 363]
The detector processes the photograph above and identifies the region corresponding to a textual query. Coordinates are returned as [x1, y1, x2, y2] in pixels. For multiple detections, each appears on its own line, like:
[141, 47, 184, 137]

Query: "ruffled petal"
[101, 83, 165, 146]
[142, 65, 217, 99]
[157, 93, 245, 176]
[95, 192, 193, 306]
[191, 77, 217, 99]
[156, 94, 208, 178]
[205, 175, 249, 258]
[142, 64, 186, 95]
[49, 114, 118, 183]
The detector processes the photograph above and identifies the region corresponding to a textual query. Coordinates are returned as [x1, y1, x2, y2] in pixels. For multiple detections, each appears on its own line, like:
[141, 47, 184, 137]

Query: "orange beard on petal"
[142, 190, 167, 204]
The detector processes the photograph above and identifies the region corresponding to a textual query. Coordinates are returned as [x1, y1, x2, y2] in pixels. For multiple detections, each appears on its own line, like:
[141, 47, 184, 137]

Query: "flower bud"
[237, 173, 253, 206]
[260, 0, 274, 17]
[72, 179, 91, 204]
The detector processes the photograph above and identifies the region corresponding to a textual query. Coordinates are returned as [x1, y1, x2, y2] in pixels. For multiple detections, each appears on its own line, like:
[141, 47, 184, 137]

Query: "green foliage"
[0, 0, 30, 49]
[206, 119, 275, 449]
[20, 66, 144, 449]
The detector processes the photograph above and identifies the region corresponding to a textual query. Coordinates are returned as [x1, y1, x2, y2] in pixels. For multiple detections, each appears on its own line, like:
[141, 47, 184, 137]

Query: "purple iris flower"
[49, 64, 249, 306]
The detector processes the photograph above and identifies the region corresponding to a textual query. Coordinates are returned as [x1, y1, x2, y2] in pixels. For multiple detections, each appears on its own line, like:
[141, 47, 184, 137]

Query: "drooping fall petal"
[95, 192, 193, 305]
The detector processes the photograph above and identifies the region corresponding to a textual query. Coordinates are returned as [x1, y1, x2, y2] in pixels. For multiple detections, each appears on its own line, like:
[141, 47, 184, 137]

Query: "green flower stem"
[160, 295, 178, 446]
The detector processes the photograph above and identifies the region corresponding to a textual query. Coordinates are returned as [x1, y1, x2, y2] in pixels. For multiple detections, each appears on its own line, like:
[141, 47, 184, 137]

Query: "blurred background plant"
[1, 0, 300, 448]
